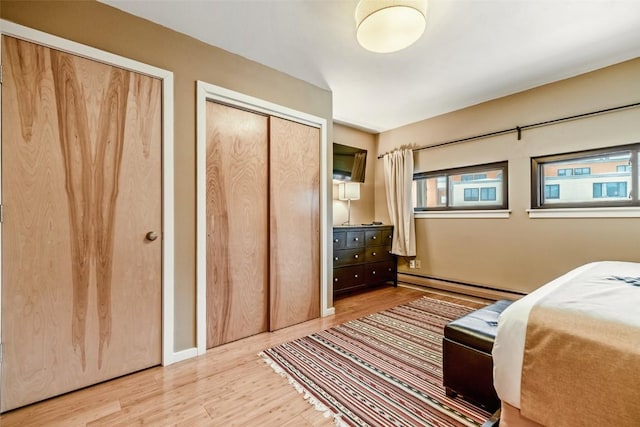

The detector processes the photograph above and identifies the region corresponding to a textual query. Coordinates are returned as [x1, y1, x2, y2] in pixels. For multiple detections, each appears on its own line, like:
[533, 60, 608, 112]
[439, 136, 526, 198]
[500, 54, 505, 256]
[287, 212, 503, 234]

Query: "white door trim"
[0, 20, 178, 366]
[196, 81, 332, 355]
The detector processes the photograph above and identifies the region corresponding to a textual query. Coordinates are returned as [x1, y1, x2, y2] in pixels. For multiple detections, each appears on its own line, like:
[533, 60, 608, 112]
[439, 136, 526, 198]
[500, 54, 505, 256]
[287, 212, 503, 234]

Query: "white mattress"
[491, 261, 640, 409]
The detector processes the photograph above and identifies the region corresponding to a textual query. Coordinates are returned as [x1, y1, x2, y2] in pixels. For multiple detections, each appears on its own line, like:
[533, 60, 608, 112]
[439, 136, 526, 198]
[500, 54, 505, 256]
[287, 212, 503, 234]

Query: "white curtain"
[383, 148, 416, 256]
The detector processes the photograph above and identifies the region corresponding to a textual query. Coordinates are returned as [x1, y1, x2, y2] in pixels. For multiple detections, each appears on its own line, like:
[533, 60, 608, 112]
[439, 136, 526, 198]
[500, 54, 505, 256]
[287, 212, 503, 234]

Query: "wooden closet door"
[205, 102, 269, 348]
[269, 117, 320, 331]
[1, 36, 162, 411]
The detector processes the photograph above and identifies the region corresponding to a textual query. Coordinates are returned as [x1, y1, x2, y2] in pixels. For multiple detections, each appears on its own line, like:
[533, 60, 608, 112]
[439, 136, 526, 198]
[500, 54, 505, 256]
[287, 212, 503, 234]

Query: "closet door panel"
[1, 36, 162, 411]
[205, 102, 269, 348]
[269, 117, 320, 331]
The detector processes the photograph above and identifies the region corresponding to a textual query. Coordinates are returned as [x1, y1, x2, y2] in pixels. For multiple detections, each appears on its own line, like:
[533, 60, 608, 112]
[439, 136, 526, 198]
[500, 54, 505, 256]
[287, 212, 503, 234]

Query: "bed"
[492, 261, 640, 427]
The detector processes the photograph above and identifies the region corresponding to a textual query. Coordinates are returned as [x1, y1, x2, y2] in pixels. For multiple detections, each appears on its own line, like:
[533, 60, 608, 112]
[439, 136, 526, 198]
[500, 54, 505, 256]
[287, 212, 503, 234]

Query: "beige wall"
[377, 58, 640, 293]
[332, 124, 378, 225]
[4, 0, 638, 333]
[1, 1, 333, 351]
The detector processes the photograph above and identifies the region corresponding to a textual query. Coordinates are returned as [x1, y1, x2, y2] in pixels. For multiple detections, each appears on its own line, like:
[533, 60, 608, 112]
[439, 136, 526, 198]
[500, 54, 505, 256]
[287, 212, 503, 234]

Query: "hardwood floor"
[0, 286, 486, 426]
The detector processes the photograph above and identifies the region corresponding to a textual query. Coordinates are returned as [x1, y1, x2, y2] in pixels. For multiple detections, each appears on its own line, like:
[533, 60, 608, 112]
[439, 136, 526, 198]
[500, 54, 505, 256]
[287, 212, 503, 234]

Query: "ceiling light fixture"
[355, 0, 428, 53]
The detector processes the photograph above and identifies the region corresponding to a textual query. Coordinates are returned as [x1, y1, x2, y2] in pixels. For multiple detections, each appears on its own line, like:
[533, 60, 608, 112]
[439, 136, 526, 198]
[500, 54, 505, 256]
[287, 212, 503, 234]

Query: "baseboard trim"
[167, 347, 199, 365]
[398, 273, 526, 301]
[323, 307, 336, 317]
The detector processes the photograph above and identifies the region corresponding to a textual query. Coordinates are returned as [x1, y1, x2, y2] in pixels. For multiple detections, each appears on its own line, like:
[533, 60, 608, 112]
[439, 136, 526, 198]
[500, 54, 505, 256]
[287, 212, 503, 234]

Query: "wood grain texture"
[269, 117, 321, 331]
[0, 287, 487, 426]
[205, 101, 269, 348]
[49, 49, 132, 371]
[1, 36, 162, 412]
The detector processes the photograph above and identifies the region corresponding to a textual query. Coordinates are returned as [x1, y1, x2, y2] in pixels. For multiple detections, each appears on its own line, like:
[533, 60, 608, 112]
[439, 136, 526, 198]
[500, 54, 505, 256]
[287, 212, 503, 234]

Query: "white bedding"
[491, 260, 640, 409]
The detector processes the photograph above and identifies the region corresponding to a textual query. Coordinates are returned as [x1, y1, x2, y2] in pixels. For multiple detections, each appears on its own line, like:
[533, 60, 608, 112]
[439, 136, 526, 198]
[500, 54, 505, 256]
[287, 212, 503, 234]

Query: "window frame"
[592, 181, 627, 199]
[544, 184, 560, 200]
[531, 143, 639, 209]
[573, 167, 591, 176]
[464, 188, 479, 201]
[480, 187, 497, 201]
[414, 161, 508, 211]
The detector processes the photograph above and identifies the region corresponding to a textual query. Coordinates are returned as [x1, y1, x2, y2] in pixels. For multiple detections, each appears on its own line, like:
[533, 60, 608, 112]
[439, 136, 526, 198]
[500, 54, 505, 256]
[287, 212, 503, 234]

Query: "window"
[480, 187, 497, 201]
[574, 167, 591, 175]
[413, 176, 447, 208]
[461, 173, 487, 182]
[531, 143, 639, 209]
[544, 184, 560, 199]
[414, 161, 508, 211]
[593, 182, 627, 198]
[464, 188, 479, 201]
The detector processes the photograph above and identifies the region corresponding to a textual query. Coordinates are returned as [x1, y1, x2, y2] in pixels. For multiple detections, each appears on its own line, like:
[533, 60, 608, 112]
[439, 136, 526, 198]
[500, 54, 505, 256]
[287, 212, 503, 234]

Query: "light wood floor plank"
[0, 286, 485, 426]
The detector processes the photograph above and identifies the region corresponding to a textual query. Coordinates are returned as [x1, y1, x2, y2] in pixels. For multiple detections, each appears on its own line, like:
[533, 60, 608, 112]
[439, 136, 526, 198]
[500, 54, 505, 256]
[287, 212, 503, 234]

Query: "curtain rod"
[377, 101, 640, 159]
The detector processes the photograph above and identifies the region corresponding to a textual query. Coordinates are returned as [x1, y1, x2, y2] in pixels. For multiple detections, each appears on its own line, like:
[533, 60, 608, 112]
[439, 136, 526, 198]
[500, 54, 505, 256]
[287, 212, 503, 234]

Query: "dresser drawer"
[382, 228, 393, 245]
[365, 261, 396, 283]
[364, 246, 393, 262]
[333, 248, 365, 267]
[364, 246, 392, 263]
[346, 230, 365, 248]
[333, 231, 346, 250]
[365, 230, 382, 246]
[333, 265, 365, 292]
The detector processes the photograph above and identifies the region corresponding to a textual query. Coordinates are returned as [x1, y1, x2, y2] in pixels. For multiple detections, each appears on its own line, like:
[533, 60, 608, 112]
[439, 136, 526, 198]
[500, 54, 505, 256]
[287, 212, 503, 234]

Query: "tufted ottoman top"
[444, 299, 514, 353]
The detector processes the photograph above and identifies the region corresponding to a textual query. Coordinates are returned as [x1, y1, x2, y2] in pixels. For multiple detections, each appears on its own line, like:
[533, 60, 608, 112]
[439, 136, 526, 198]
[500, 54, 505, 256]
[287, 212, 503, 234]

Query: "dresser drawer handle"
[388, 235, 392, 239]
[372, 236, 377, 240]
[372, 270, 376, 275]
[354, 274, 358, 278]
[354, 254, 359, 259]
[334, 256, 339, 261]
[388, 268, 392, 272]
[372, 252, 376, 256]
[354, 237, 359, 241]
[334, 277, 338, 282]
[334, 238, 339, 243]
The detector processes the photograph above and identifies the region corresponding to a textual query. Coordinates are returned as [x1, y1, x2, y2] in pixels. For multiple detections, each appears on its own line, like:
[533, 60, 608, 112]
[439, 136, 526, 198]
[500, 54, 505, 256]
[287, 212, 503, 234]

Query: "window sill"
[527, 207, 640, 218]
[415, 210, 511, 219]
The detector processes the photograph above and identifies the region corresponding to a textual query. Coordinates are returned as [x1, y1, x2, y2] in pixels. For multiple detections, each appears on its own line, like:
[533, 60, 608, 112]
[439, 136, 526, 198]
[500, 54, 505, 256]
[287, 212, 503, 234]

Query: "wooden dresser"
[332, 225, 397, 297]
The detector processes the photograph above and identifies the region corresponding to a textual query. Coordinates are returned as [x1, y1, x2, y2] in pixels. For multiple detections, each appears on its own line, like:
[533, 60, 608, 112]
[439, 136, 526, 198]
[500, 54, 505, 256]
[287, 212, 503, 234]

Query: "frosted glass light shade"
[338, 182, 361, 200]
[355, 0, 427, 53]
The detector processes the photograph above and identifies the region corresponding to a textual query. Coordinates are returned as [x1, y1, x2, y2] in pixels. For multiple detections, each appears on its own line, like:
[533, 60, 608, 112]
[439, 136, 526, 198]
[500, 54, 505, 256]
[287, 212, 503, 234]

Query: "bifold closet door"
[205, 102, 269, 348]
[269, 117, 320, 331]
[1, 36, 162, 411]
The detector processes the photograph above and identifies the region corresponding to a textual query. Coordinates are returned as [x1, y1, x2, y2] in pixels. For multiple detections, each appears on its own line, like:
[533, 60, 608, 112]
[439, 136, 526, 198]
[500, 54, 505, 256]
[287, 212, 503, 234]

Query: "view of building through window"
[540, 151, 633, 205]
[413, 162, 507, 210]
[413, 145, 639, 212]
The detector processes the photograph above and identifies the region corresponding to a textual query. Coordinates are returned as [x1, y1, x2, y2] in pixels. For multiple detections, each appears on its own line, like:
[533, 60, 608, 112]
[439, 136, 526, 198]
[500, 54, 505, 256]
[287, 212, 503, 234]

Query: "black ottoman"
[442, 299, 513, 411]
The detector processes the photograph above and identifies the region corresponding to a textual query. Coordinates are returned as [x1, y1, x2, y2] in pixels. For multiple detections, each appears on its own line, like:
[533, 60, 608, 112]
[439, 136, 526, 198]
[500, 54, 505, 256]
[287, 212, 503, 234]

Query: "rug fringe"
[258, 351, 350, 427]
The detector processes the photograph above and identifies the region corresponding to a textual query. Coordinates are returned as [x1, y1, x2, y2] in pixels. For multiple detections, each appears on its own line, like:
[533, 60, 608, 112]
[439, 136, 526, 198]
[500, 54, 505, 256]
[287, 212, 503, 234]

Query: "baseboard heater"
[398, 272, 527, 301]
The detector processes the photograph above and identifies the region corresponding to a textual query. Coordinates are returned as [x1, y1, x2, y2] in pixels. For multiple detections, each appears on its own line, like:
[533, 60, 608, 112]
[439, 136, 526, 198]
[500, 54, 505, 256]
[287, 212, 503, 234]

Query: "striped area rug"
[260, 297, 491, 427]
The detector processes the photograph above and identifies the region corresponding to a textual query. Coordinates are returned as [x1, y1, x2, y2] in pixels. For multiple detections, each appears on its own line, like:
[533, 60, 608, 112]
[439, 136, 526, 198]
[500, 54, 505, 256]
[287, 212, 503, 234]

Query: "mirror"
[333, 143, 367, 183]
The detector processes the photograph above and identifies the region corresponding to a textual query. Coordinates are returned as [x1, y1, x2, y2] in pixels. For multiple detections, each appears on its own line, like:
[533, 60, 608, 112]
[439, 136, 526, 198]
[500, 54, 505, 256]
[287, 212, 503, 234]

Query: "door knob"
[146, 231, 159, 241]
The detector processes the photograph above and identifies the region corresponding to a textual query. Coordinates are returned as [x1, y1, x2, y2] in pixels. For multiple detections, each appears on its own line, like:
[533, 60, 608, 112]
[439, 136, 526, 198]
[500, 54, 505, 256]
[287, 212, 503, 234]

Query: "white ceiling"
[102, 0, 640, 133]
